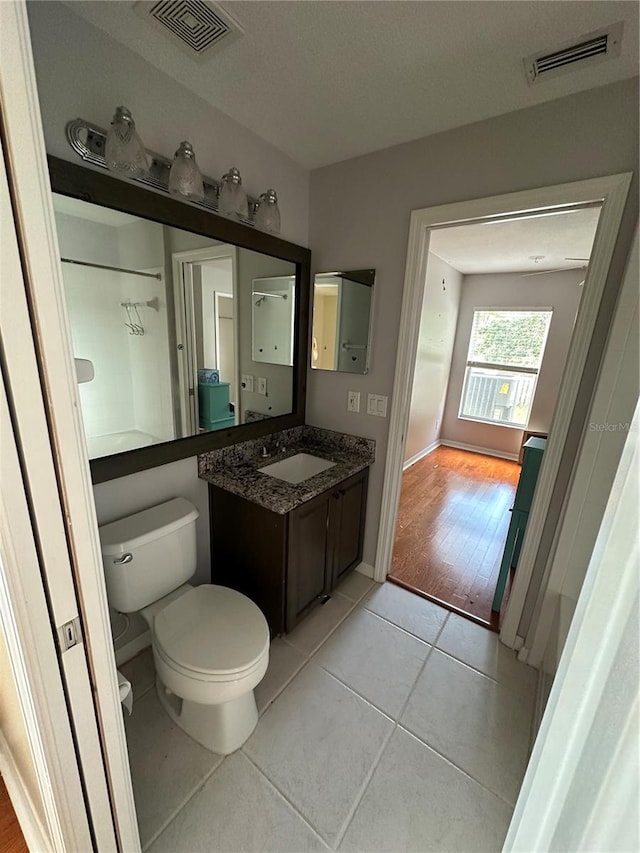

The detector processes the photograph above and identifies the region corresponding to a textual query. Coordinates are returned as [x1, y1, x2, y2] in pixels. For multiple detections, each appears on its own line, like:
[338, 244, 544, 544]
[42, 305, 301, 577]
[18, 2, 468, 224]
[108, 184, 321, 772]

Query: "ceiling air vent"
[524, 22, 623, 85]
[135, 0, 243, 60]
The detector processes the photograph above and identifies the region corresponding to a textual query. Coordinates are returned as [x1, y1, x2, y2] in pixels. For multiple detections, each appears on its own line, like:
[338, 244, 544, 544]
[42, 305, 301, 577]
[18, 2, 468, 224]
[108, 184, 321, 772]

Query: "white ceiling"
[429, 206, 601, 274]
[60, 1, 639, 169]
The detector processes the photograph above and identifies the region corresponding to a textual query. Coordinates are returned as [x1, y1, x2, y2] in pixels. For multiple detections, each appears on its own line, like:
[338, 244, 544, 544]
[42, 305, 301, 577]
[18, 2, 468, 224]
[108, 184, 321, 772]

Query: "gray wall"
[28, 2, 311, 584]
[441, 269, 584, 458]
[308, 78, 639, 567]
[404, 254, 462, 464]
[27, 1, 310, 247]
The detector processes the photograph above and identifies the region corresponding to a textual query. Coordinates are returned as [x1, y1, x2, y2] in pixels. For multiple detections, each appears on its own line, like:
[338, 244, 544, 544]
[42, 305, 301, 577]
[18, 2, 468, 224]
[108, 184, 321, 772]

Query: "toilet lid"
[154, 585, 269, 677]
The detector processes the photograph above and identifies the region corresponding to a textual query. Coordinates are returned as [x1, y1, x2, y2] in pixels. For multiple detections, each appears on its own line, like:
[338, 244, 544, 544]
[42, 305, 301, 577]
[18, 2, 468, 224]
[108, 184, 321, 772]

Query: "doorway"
[374, 173, 632, 649]
[172, 245, 239, 435]
[388, 206, 600, 628]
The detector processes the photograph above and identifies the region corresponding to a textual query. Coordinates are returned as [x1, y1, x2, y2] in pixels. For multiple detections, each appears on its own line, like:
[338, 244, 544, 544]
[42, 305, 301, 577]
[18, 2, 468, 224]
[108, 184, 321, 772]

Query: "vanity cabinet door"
[329, 468, 369, 588]
[209, 485, 288, 636]
[286, 491, 331, 631]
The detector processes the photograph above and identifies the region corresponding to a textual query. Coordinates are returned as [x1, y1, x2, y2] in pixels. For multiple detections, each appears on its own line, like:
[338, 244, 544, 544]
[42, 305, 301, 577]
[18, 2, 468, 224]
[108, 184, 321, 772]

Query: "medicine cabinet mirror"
[48, 156, 310, 484]
[311, 269, 375, 374]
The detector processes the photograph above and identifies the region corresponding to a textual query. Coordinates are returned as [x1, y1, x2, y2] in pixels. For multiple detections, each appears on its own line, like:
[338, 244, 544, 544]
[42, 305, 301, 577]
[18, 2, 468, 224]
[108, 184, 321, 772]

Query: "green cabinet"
[492, 437, 546, 612]
[198, 382, 235, 431]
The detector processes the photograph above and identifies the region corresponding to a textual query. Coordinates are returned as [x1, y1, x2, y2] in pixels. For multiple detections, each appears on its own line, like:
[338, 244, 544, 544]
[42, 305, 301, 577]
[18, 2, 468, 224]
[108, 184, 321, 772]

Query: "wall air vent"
[135, 0, 243, 60]
[524, 22, 623, 85]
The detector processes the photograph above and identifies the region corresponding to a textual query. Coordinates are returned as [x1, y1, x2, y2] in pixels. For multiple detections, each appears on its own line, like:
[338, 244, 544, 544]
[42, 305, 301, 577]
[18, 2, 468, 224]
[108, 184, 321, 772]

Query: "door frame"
[172, 245, 239, 432]
[1, 2, 140, 848]
[374, 173, 631, 649]
[504, 400, 639, 850]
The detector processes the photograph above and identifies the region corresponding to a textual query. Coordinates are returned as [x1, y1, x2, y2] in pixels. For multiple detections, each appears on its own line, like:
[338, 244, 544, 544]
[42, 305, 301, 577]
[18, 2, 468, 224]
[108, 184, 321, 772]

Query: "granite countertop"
[198, 425, 375, 514]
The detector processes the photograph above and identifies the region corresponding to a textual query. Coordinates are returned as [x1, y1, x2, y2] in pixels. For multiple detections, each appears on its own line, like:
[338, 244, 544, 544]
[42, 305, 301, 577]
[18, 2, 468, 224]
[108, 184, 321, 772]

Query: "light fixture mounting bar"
[65, 117, 258, 225]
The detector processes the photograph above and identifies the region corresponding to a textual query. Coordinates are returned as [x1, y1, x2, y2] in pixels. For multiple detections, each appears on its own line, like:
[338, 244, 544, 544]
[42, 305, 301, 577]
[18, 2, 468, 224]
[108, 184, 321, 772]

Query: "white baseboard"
[0, 732, 50, 853]
[403, 440, 440, 470]
[440, 439, 519, 462]
[115, 630, 151, 666]
[354, 562, 375, 579]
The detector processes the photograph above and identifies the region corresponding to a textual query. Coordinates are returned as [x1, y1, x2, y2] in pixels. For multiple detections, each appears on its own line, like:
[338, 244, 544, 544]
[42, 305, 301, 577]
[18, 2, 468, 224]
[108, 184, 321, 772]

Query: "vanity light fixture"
[104, 106, 149, 177]
[218, 167, 248, 219]
[169, 141, 204, 200]
[255, 189, 281, 235]
[67, 116, 280, 231]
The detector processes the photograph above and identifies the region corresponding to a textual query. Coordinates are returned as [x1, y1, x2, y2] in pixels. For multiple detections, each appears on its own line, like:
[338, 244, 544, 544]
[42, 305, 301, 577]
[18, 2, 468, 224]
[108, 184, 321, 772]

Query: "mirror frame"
[48, 155, 310, 484]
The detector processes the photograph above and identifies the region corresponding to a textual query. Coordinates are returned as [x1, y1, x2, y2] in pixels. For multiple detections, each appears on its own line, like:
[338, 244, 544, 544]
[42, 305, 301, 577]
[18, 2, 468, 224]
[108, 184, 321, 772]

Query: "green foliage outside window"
[469, 311, 552, 368]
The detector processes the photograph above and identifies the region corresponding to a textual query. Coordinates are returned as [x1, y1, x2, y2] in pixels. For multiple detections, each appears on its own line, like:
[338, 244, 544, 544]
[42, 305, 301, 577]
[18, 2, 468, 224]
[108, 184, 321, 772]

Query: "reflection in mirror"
[311, 269, 375, 374]
[53, 193, 295, 459]
[252, 276, 295, 367]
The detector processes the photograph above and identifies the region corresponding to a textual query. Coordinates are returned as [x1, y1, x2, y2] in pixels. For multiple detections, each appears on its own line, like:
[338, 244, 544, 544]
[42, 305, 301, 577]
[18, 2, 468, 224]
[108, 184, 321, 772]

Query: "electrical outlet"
[347, 391, 360, 413]
[257, 377, 267, 395]
[241, 374, 254, 393]
[367, 394, 388, 417]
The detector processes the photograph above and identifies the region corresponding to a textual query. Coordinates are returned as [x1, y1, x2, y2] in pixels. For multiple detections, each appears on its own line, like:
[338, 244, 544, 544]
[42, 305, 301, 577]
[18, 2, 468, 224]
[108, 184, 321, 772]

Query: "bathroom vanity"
[199, 426, 374, 634]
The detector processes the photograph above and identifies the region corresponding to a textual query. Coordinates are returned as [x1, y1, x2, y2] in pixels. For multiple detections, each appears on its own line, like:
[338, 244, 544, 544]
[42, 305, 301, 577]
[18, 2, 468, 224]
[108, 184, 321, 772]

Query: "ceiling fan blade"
[521, 265, 585, 278]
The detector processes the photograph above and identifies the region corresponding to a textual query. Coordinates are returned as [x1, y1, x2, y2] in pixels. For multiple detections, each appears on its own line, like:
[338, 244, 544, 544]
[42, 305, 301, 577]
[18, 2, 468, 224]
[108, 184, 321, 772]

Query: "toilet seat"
[153, 585, 269, 680]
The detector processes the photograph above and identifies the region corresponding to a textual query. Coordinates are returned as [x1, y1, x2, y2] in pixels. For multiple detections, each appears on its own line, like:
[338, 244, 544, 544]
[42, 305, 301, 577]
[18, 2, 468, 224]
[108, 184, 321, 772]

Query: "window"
[459, 309, 552, 428]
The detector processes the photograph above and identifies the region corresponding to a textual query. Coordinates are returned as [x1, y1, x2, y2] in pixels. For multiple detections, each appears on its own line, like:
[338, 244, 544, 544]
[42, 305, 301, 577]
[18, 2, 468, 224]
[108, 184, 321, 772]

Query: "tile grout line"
[358, 606, 436, 646]
[141, 584, 529, 850]
[141, 755, 228, 851]
[133, 582, 374, 847]
[259, 594, 364, 714]
[332, 719, 396, 850]
[430, 646, 534, 691]
[332, 611, 453, 849]
[240, 750, 332, 850]
[393, 723, 519, 811]
[394, 614, 526, 810]
[316, 668, 395, 723]
[360, 603, 448, 646]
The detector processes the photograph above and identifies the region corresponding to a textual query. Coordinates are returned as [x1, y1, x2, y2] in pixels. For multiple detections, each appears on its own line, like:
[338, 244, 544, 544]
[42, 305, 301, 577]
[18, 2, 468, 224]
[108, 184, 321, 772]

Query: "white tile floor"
[120, 576, 537, 852]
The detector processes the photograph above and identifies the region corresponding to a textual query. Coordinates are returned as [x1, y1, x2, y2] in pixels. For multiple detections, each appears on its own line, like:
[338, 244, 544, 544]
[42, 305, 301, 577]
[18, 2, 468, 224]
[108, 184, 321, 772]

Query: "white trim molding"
[403, 440, 441, 470]
[374, 173, 632, 650]
[1, 2, 140, 848]
[504, 401, 639, 851]
[354, 562, 376, 580]
[0, 732, 50, 853]
[439, 439, 518, 462]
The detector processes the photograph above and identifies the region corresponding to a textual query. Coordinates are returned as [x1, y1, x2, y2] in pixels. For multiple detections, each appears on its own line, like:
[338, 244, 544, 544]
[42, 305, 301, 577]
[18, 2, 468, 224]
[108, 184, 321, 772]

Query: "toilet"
[99, 497, 270, 755]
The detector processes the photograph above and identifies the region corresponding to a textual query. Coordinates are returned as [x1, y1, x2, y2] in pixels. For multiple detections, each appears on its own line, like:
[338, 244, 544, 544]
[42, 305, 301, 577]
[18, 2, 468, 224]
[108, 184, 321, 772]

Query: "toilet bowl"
[99, 498, 270, 755]
[145, 584, 269, 754]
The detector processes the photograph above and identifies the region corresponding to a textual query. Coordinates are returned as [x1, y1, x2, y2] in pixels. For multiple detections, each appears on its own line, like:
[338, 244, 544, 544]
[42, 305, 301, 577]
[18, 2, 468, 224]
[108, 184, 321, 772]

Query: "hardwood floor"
[389, 446, 520, 631]
[0, 776, 28, 853]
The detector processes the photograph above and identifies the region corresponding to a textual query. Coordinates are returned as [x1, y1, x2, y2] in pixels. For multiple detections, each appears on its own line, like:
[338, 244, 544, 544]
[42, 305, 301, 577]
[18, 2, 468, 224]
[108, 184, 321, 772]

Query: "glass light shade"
[255, 189, 281, 234]
[218, 167, 248, 220]
[104, 106, 149, 177]
[168, 141, 204, 200]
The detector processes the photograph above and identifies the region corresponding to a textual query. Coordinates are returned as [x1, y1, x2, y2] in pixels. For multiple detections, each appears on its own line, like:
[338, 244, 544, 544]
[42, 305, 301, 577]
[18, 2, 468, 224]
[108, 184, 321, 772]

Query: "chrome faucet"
[260, 440, 285, 459]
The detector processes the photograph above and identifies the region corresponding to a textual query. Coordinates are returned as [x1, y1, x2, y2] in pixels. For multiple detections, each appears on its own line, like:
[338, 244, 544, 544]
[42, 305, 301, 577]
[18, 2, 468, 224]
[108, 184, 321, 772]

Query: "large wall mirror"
[311, 269, 375, 374]
[48, 157, 310, 483]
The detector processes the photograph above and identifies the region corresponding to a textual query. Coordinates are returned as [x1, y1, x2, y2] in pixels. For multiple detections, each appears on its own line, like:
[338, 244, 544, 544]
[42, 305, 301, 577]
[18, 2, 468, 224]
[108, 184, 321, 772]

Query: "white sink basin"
[259, 452, 336, 484]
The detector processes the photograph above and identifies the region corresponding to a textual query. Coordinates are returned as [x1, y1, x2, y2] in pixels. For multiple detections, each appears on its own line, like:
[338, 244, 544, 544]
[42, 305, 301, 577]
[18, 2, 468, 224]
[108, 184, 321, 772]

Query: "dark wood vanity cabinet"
[209, 468, 368, 635]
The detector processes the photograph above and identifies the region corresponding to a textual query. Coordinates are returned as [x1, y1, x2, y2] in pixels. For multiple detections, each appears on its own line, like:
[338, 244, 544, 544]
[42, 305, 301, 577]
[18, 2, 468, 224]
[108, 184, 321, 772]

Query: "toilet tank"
[99, 497, 199, 613]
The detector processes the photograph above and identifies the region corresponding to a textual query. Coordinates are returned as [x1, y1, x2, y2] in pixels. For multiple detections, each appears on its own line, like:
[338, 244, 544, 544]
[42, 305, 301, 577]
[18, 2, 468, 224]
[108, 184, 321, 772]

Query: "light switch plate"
[367, 393, 388, 417]
[347, 391, 360, 413]
[257, 377, 267, 395]
[241, 374, 254, 393]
